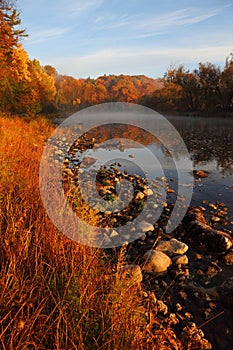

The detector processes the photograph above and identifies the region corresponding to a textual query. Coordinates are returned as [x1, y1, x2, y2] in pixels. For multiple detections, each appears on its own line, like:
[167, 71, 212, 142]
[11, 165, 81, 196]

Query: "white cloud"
[51, 45, 232, 78]
[58, 0, 104, 17]
[25, 27, 70, 44]
[93, 7, 222, 34]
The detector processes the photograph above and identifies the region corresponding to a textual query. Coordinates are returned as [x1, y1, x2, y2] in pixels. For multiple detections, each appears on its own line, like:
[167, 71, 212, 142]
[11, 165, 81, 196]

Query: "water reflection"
[167, 116, 233, 175]
[72, 116, 233, 224]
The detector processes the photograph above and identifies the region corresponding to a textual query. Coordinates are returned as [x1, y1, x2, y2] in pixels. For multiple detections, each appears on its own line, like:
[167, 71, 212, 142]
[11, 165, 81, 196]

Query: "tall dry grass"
[0, 116, 151, 350]
[0, 115, 209, 350]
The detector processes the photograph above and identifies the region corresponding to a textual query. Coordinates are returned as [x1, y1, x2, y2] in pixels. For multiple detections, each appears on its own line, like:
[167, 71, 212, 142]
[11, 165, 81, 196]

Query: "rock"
[135, 191, 144, 200]
[173, 254, 189, 265]
[142, 250, 172, 273]
[183, 207, 233, 252]
[143, 188, 153, 196]
[109, 229, 118, 238]
[81, 157, 96, 167]
[193, 170, 209, 178]
[120, 264, 143, 285]
[138, 221, 154, 232]
[156, 238, 189, 256]
[211, 216, 221, 222]
[204, 232, 233, 251]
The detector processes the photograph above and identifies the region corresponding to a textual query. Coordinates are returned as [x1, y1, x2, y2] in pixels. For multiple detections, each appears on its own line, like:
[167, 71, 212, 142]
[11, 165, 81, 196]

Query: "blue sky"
[19, 0, 233, 79]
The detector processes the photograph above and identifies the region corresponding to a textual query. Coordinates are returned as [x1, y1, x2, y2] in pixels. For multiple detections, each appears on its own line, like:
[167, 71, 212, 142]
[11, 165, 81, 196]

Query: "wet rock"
[173, 254, 189, 265]
[143, 188, 153, 196]
[156, 238, 189, 256]
[193, 170, 209, 178]
[135, 191, 144, 200]
[210, 216, 221, 222]
[183, 207, 233, 252]
[120, 264, 143, 285]
[138, 221, 154, 232]
[81, 157, 96, 167]
[142, 250, 172, 273]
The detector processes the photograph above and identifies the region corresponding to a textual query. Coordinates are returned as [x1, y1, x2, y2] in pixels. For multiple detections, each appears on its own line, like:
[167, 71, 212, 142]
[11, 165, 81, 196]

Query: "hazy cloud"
[52, 45, 232, 78]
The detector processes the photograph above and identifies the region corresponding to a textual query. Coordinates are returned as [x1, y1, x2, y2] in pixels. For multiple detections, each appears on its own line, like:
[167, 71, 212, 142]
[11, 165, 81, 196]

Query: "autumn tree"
[29, 59, 56, 112]
[195, 62, 221, 112]
[220, 53, 233, 111]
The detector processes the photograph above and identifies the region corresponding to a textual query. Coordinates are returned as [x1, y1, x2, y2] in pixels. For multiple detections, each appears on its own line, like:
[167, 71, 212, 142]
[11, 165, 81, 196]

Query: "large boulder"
[142, 250, 172, 273]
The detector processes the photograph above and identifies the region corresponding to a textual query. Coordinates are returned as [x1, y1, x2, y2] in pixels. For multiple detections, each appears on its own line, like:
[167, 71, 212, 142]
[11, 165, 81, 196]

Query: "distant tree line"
[140, 58, 233, 113]
[0, 1, 233, 115]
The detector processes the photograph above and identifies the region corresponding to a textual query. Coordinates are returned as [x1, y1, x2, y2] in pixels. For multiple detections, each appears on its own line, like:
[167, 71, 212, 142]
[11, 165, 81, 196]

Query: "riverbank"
[1, 115, 233, 349]
[162, 110, 233, 118]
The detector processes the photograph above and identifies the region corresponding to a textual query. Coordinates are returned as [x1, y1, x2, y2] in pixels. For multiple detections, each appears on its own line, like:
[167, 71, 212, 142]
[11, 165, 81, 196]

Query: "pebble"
[135, 191, 144, 200]
[138, 221, 154, 232]
[173, 255, 189, 265]
[109, 230, 118, 238]
[193, 170, 208, 178]
[211, 216, 221, 222]
[143, 188, 153, 196]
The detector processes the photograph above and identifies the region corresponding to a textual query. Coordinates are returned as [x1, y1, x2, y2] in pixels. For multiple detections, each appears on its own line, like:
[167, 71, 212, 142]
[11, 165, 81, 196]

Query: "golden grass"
[0, 115, 150, 350]
[0, 115, 210, 350]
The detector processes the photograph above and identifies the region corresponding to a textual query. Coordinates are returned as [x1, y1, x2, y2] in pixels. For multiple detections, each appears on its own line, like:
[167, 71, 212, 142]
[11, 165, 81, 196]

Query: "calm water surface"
[167, 115, 233, 225]
[69, 114, 233, 227]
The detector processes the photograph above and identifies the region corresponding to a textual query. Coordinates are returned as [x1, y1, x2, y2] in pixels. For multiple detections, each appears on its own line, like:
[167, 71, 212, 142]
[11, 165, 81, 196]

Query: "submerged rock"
[193, 170, 209, 178]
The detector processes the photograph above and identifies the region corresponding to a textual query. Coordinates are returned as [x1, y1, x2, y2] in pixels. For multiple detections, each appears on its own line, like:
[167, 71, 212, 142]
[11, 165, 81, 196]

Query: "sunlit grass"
[0, 115, 150, 350]
[0, 115, 210, 350]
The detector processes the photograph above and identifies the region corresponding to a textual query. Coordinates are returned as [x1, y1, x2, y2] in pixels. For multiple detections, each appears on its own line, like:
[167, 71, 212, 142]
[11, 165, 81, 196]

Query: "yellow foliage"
[10, 45, 31, 82]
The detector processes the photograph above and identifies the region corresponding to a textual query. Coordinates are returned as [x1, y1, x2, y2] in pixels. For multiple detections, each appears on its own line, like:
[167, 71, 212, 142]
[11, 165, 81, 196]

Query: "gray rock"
[142, 250, 172, 273]
[138, 221, 154, 232]
[156, 238, 188, 256]
[109, 229, 118, 238]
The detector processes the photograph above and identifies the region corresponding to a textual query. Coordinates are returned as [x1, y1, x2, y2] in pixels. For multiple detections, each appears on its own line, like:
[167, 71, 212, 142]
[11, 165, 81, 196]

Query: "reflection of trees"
[169, 117, 233, 174]
[73, 118, 233, 175]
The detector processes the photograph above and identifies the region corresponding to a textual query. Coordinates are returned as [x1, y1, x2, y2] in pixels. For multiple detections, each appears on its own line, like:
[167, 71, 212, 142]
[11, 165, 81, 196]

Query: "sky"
[19, 0, 233, 79]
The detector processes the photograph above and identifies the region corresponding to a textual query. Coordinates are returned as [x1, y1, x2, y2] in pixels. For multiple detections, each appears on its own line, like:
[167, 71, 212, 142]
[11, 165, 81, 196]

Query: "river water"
[166, 115, 233, 227]
[56, 112, 233, 228]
